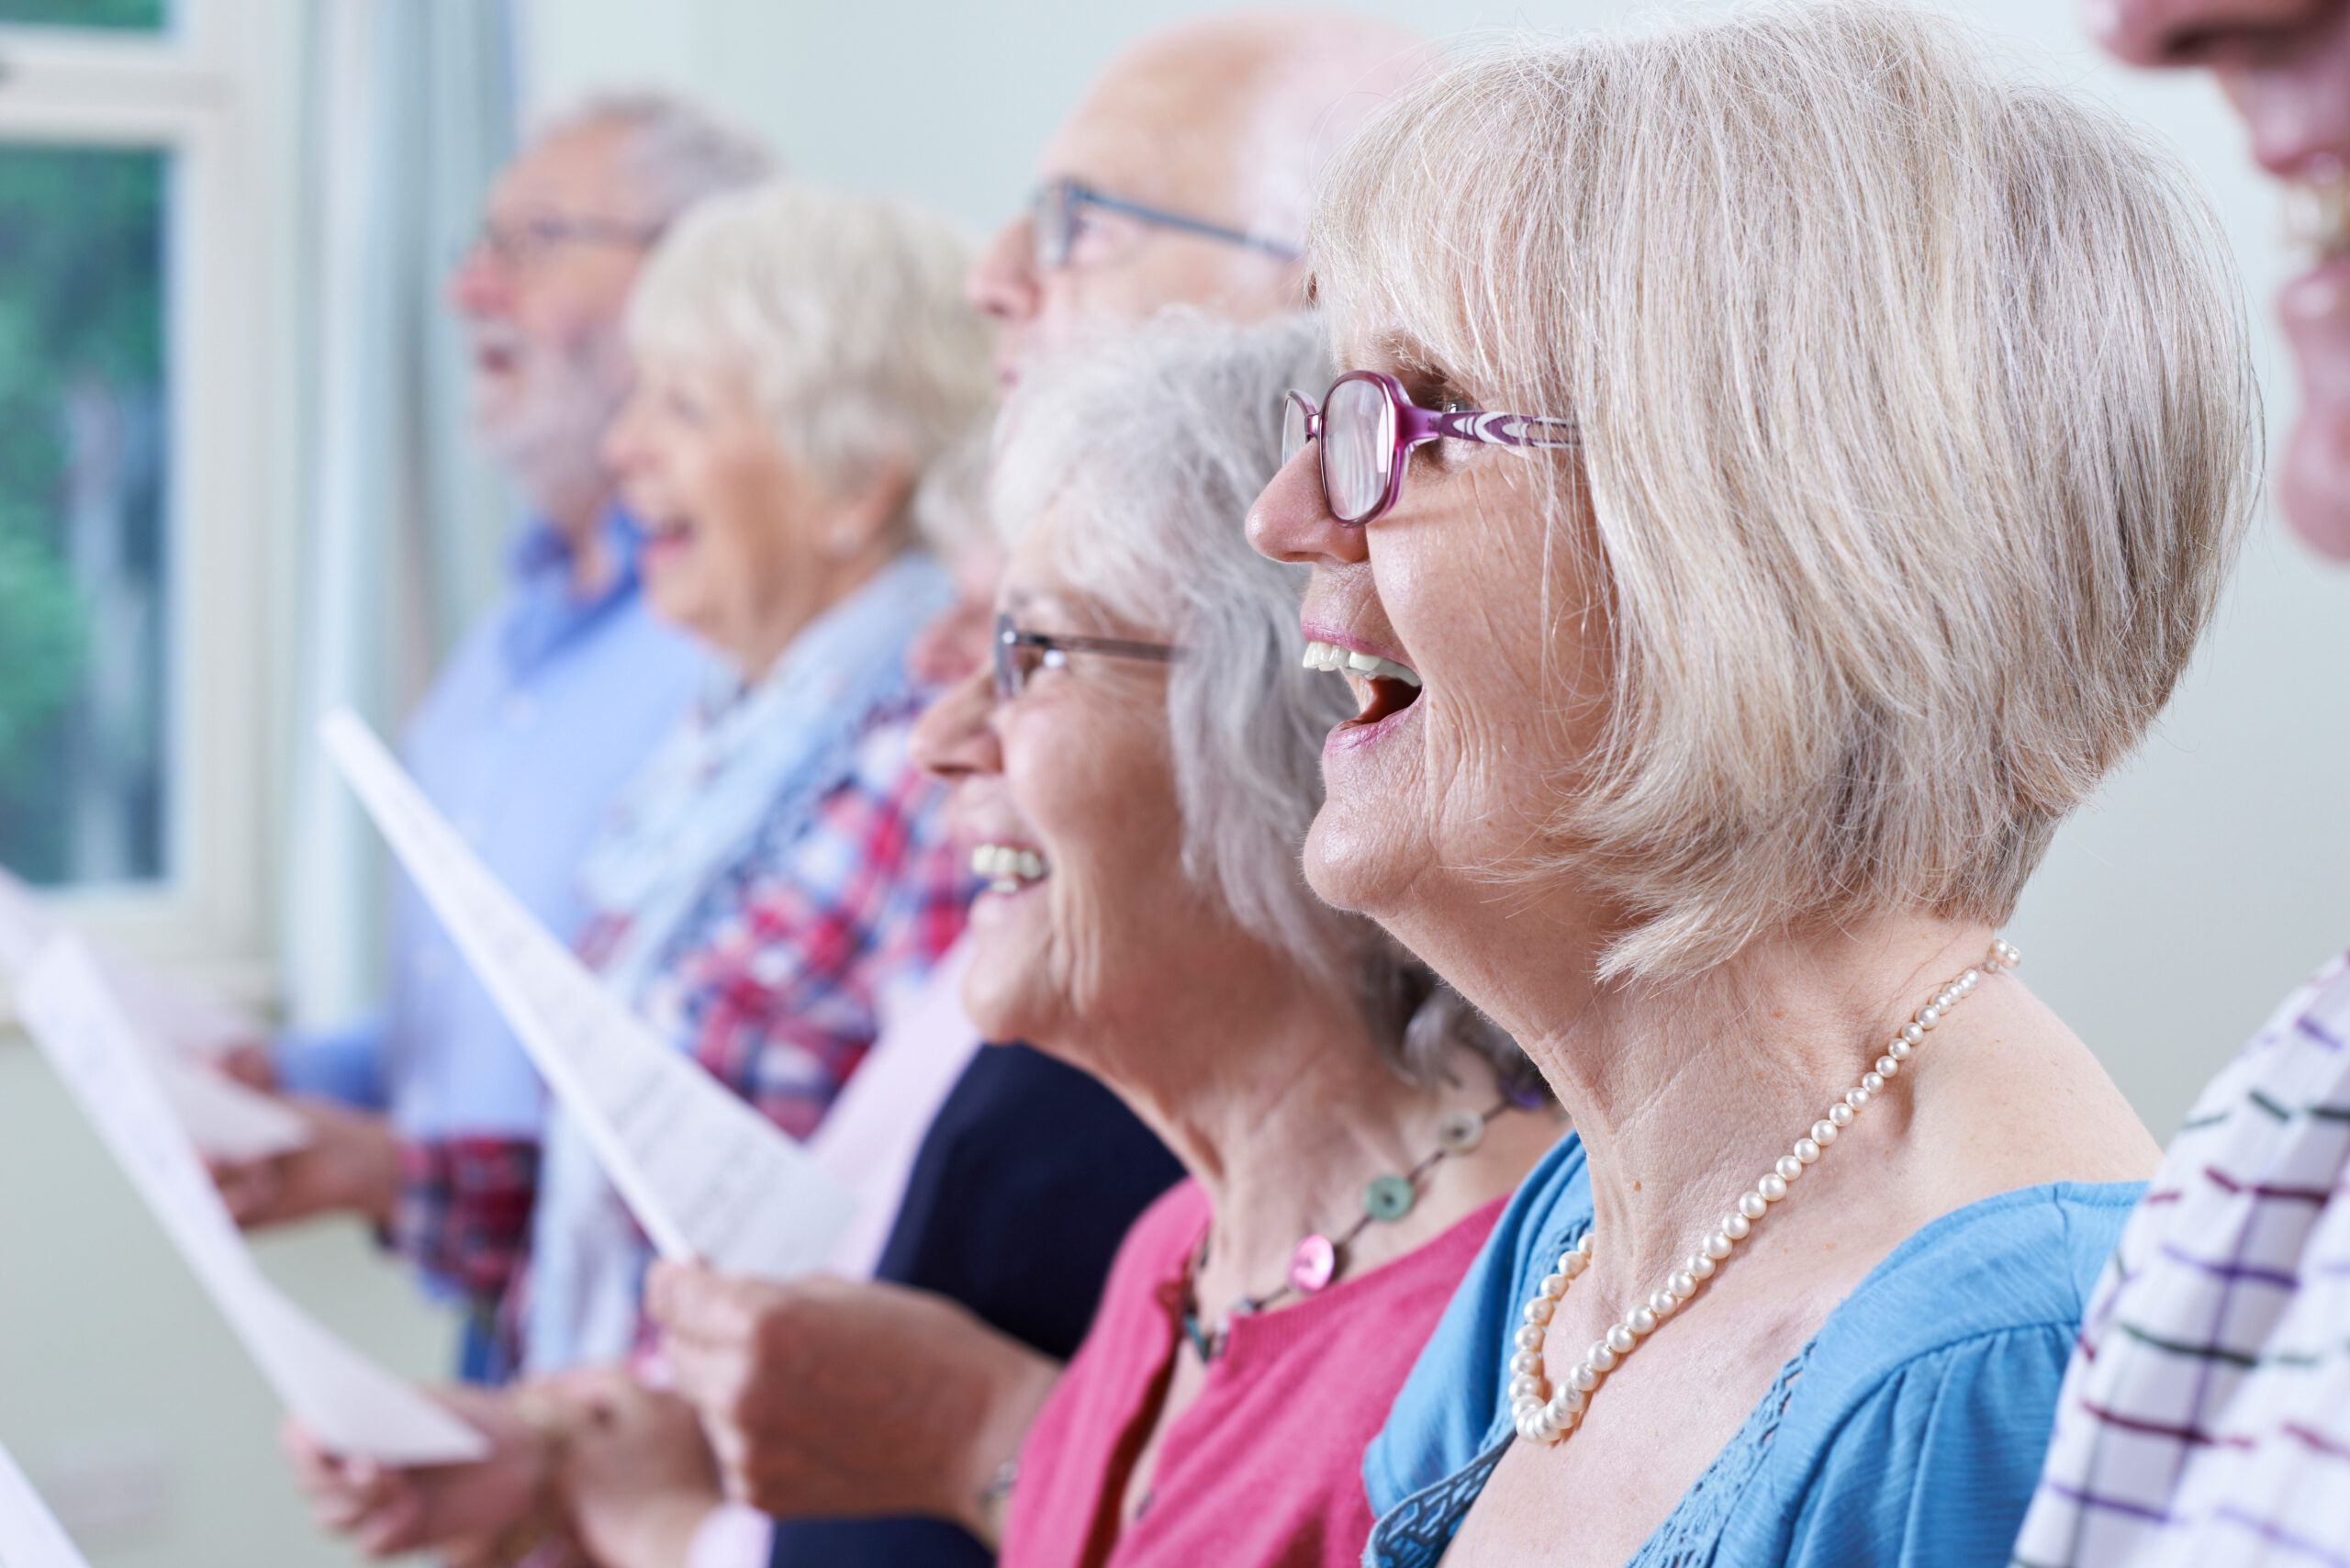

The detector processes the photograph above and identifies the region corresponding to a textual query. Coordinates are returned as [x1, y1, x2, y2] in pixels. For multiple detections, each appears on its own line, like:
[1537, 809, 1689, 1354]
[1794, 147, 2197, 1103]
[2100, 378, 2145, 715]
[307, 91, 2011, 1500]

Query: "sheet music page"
[0, 868, 47, 975]
[16, 935, 487, 1466]
[0, 870, 308, 1161]
[320, 708, 856, 1281]
[0, 1438, 87, 1568]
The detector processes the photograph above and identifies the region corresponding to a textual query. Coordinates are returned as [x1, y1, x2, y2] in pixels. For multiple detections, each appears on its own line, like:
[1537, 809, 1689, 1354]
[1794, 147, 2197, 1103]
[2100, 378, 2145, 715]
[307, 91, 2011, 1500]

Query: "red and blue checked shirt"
[610, 699, 971, 1143]
[393, 690, 970, 1340]
[2012, 941, 2350, 1568]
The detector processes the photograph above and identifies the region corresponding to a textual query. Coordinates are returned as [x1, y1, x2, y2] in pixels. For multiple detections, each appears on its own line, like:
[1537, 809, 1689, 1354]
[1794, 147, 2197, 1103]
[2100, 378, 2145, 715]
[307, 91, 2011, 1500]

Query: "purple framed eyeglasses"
[1281, 370, 1579, 526]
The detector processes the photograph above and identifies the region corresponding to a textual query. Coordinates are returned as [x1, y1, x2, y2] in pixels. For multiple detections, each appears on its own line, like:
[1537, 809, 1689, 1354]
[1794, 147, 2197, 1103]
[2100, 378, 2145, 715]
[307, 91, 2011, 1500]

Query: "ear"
[821, 457, 918, 561]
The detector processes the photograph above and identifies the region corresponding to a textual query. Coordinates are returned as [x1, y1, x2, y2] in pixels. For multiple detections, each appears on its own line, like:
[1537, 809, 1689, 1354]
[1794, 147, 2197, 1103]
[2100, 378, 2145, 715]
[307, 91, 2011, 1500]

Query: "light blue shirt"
[274, 510, 710, 1147]
[1363, 1134, 2141, 1568]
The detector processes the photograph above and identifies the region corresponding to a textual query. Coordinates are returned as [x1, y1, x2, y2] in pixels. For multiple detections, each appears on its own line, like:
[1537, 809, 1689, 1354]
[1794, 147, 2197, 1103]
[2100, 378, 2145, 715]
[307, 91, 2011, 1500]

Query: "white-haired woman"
[1248, 7, 2257, 1568]
[909, 312, 1559, 1568]
[282, 178, 994, 1562]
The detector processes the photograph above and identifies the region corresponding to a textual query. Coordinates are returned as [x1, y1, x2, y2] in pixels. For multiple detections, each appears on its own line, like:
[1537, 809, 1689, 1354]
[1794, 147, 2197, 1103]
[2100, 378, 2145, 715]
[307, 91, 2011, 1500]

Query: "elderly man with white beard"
[209, 95, 771, 1386]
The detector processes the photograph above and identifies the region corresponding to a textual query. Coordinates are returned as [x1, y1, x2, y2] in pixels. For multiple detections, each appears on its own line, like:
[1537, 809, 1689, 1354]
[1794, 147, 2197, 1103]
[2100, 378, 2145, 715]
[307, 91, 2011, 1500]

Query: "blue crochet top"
[1362, 1135, 2139, 1568]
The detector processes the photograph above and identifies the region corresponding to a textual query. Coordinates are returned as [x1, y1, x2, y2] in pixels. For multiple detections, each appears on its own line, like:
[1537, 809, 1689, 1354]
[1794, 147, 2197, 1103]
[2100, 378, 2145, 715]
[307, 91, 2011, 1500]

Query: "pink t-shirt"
[1001, 1178, 1506, 1568]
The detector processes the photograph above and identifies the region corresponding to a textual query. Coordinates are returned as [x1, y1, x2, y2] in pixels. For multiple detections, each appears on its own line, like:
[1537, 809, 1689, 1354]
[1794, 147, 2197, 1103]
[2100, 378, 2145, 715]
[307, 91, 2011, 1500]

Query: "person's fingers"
[661, 1331, 754, 1420]
[643, 1260, 696, 1326]
[644, 1261, 751, 1338]
[216, 1042, 275, 1090]
[279, 1418, 334, 1483]
[701, 1417, 755, 1504]
[548, 1362, 632, 1403]
[226, 1158, 294, 1226]
[310, 1487, 372, 1532]
[308, 1464, 395, 1531]
[352, 1485, 426, 1558]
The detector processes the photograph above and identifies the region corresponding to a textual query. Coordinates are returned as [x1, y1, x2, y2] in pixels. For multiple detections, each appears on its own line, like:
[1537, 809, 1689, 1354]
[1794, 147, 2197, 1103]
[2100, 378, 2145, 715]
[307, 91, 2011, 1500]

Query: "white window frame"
[0, 2, 293, 1010]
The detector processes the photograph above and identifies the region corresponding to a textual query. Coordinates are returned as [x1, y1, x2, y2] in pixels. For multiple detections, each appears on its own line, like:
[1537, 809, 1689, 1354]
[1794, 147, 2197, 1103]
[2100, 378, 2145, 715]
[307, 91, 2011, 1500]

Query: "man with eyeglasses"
[633, 17, 1438, 1568]
[208, 95, 771, 1387]
[965, 10, 1429, 391]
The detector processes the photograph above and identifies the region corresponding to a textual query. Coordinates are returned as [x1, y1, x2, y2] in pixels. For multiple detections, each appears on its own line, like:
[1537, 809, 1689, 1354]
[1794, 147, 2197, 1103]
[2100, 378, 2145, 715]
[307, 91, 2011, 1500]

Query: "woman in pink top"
[907, 314, 1562, 1567]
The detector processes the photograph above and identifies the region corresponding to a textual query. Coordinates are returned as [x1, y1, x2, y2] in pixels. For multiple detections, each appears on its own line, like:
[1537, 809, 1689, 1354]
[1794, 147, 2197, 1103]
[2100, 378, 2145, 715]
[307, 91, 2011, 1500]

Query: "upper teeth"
[1303, 640, 1421, 687]
[2286, 179, 2350, 259]
[970, 844, 1046, 887]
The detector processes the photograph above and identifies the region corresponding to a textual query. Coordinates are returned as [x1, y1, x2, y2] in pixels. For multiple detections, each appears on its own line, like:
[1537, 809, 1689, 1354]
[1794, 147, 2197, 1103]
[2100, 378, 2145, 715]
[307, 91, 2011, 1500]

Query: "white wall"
[0, 1046, 453, 1568]
[520, 0, 2349, 1135]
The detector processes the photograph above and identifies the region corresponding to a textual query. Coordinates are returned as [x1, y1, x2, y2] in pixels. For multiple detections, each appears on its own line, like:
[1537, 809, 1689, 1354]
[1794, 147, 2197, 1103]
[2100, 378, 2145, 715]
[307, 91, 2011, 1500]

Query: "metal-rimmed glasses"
[1281, 370, 1580, 526]
[1030, 177, 1301, 271]
[467, 213, 665, 273]
[994, 611, 1185, 701]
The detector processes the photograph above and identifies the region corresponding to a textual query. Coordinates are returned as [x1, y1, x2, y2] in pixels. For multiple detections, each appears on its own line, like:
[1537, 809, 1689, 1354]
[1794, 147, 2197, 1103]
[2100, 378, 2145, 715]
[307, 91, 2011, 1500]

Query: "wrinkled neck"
[1502, 914, 1997, 1293]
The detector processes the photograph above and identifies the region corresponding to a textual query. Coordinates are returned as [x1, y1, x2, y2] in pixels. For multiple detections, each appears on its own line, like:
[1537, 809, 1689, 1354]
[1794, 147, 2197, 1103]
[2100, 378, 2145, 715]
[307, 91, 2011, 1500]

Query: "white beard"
[472, 320, 634, 519]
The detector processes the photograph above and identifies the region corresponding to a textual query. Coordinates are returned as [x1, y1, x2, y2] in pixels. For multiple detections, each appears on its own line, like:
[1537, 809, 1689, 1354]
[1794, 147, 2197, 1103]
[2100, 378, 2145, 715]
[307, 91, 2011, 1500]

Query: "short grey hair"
[533, 91, 776, 226]
[994, 311, 1531, 1092]
[627, 181, 996, 517]
[1313, 1, 2260, 980]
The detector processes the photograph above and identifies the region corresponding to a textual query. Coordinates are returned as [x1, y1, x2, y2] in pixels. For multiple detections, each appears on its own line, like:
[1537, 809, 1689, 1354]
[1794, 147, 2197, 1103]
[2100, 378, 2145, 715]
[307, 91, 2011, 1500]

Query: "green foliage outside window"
[0, 0, 165, 29]
[0, 145, 167, 880]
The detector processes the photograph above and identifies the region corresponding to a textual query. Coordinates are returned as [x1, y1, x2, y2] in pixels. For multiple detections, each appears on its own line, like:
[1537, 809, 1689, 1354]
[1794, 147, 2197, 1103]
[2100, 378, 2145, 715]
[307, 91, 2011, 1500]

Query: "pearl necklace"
[1508, 937, 2021, 1447]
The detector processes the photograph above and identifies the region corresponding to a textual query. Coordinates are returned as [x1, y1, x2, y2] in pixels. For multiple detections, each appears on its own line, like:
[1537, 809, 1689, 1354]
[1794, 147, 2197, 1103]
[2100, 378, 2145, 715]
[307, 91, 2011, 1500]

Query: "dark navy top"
[768, 1042, 1184, 1568]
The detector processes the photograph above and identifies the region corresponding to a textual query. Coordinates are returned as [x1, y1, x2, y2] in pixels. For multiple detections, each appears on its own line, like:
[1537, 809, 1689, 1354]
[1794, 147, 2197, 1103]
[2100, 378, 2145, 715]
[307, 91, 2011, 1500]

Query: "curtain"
[281, 0, 517, 1027]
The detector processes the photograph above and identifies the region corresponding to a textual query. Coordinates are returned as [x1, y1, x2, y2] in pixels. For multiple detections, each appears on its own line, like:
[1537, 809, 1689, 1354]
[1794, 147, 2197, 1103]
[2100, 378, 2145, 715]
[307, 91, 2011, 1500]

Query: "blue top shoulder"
[1364, 1133, 2139, 1568]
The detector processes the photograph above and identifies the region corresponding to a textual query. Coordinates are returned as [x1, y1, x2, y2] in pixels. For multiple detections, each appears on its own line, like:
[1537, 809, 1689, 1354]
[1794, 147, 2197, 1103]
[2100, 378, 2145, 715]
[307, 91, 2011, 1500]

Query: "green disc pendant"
[1363, 1173, 1416, 1223]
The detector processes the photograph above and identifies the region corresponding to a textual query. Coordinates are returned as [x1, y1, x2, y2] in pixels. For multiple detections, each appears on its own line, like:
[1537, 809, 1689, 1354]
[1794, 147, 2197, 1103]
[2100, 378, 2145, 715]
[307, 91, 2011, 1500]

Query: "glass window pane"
[0, 144, 170, 888]
[0, 0, 167, 29]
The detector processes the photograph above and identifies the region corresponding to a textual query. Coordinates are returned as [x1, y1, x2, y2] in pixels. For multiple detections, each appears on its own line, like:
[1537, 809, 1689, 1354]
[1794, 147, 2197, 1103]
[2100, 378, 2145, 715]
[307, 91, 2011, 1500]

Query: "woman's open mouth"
[1304, 638, 1423, 726]
[969, 842, 1049, 894]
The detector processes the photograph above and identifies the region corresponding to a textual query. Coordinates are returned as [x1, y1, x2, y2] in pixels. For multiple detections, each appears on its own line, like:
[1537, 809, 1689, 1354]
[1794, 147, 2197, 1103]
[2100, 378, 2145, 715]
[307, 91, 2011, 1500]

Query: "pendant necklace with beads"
[1181, 1094, 1528, 1362]
[1507, 938, 2021, 1447]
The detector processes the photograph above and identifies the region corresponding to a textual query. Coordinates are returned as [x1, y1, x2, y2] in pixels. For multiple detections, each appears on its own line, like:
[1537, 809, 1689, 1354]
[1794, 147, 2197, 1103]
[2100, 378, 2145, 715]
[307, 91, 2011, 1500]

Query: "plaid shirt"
[395, 692, 969, 1342]
[611, 697, 970, 1141]
[2013, 943, 2350, 1568]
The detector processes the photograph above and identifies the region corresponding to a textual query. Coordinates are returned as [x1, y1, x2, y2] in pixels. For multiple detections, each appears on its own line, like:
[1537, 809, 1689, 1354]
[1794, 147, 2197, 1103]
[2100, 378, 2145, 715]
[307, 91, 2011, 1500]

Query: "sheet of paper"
[16, 935, 487, 1466]
[0, 870, 308, 1162]
[0, 1438, 88, 1568]
[321, 708, 856, 1280]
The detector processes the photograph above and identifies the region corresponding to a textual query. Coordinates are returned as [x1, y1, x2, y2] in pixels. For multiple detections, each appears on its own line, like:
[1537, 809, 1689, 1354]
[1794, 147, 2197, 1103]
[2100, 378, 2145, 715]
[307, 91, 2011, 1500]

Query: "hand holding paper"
[320, 709, 855, 1281]
[0, 1439, 88, 1568]
[15, 935, 486, 1466]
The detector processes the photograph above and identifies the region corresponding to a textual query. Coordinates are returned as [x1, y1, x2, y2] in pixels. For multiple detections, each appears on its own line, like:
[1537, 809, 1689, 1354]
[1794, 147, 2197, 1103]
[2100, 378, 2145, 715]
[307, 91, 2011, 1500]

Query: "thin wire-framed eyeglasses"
[1029, 177, 1301, 272]
[1281, 370, 1580, 526]
[467, 213, 665, 272]
[994, 611, 1185, 702]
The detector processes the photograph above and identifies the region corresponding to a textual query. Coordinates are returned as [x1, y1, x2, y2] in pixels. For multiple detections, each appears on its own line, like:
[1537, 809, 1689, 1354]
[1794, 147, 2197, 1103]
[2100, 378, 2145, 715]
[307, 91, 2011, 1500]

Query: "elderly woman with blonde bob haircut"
[1248, 6, 2257, 1567]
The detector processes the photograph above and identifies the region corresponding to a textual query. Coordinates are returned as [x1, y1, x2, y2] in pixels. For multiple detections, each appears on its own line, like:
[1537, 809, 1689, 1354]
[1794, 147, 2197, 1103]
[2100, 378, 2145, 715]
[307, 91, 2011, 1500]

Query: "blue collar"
[500, 507, 650, 675]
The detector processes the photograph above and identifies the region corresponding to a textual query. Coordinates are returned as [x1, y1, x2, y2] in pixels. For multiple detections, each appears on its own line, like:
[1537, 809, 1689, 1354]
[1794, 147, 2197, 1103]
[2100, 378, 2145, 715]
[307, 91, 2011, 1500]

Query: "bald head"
[968, 9, 1432, 387]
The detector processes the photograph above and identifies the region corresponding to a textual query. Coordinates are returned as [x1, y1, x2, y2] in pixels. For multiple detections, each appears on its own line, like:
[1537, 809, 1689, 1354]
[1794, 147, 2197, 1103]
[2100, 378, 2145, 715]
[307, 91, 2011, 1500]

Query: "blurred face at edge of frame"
[2093, 0, 2350, 557]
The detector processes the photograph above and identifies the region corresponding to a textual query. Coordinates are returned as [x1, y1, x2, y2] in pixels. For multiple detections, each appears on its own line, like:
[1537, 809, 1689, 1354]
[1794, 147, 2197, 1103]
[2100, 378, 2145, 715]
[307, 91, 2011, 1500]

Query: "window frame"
[0, 1, 292, 1010]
